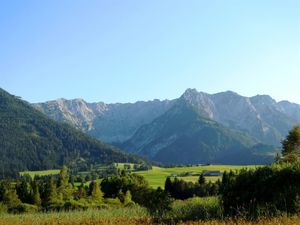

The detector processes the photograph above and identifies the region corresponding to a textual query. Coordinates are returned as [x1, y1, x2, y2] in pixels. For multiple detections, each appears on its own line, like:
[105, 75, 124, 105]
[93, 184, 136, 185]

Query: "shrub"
[104, 198, 122, 208]
[167, 197, 223, 221]
[8, 203, 38, 213]
[63, 200, 89, 211]
[0, 203, 7, 213]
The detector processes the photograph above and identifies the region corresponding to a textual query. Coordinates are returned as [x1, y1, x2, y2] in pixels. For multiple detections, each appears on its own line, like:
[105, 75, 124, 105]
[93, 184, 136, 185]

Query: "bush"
[167, 197, 223, 221]
[0, 203, 7, 213]
[8, 203, 38, 213]
[63, 200, 89, 211]
[142, 187, 173, 218]
[104, 198, 122, 208]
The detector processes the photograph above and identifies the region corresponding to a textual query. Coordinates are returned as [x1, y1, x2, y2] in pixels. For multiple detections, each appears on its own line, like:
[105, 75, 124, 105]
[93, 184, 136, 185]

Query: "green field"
[134, 165, 260, 188]
[20, 164, 260, 189]
[19, 169, 60, 178]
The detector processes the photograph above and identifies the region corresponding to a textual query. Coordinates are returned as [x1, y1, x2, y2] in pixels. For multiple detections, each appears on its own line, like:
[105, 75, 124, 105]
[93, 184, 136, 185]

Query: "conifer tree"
[164, 177, 172, 193]
[45, 176, 59, 205]
[3, 186, 21, 208]
[16, 179, 31, 203]
[57, 166, 73, 201]
[91, 181, 103, 204]
[198, 173, 205, 185]
[32, 182, 41, 207]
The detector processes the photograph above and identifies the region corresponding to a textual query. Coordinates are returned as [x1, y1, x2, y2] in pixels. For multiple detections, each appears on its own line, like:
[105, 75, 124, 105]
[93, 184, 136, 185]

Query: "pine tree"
[57, 166, 73, 201]
[45, 177, 59, 205]
[58, 166, 69, 187]
[32, 182, 41, 207]
[164, 177, 172, 194]
[198, 173, 205, 185]
[91, 181, 103, 204]
[16, 179, 31, 203]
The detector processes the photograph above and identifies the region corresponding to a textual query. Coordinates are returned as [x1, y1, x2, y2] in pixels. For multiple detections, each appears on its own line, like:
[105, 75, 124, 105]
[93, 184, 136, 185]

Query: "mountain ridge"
[0, 88, 145, 177]
[33, 88, 300, 164]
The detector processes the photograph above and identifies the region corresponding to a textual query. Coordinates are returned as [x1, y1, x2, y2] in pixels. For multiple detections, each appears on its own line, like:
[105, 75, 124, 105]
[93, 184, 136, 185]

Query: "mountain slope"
[0, 88, 144, 178]
[34, 99, 174, 143]
[121, 98, 275, 164]
[181, 89, 300, 145]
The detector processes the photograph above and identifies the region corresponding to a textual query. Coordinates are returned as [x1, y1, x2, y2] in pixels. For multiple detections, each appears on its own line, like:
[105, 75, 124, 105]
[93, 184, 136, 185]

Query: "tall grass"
[165, 197, 223, 222]
[0, 207, 149, 225]
[1, 202, 300, 225]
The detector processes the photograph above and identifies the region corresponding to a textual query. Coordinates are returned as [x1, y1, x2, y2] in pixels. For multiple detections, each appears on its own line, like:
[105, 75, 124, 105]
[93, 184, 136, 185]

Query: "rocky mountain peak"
[250, 95, 276, 105]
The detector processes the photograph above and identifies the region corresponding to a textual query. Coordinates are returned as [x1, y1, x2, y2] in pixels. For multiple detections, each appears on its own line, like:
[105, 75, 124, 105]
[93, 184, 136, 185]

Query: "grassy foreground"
[0, 209, 300, 225]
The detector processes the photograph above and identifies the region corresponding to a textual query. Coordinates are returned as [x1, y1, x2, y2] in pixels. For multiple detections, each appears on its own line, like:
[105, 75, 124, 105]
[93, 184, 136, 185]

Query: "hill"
[0, 88, 144, 177]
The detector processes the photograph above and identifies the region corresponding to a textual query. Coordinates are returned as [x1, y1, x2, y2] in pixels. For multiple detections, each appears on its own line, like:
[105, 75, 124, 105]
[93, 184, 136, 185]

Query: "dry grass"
[1, 213, 300, 225]
[177, 217, 300, 225]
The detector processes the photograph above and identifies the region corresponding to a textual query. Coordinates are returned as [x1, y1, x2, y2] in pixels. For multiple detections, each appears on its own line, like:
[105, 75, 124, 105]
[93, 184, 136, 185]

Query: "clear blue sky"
[0, 0, 299, 103]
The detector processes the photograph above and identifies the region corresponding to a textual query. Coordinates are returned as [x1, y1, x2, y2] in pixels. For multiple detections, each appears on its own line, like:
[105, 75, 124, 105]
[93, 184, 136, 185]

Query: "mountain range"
[33, 89, 300, 164]
[0, 88, 144, 177]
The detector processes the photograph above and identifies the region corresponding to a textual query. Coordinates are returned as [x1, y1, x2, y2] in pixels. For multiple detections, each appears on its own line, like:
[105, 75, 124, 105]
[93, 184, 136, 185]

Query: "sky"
[0, 0, 299, 104]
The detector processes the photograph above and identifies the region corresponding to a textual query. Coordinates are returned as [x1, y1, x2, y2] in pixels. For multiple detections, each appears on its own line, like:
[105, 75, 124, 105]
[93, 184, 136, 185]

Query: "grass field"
[19, 169, 60, 178]
[20, 164, 261, 188]
[0, 209, 299, 225]
[134, 165, 260, 188]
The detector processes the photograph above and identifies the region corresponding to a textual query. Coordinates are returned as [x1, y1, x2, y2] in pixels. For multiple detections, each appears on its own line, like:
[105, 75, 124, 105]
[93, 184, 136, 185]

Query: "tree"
[198, 173, 205, 185]
[32, 182, 41, 207]
[3, 186, 21, 208]
[44, 176, 59, 205]
[16, 179, 31, 203]
[90, 181, 103, 204]
[123, 190, 133, 206]
[57, 166, 73, 201]
[164, 177, 172, 193]
[282, 125, 300, 162]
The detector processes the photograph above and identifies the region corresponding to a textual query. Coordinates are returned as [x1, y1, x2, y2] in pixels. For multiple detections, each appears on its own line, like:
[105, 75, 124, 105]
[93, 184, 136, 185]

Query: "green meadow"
[20, 164, 260, 189]
[133, 165, 260, 188]
[19, 169, 60, 178]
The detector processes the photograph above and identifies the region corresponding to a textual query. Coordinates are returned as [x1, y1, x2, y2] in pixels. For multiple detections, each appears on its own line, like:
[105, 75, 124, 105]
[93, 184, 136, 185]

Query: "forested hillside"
[0, 88, 144, 178]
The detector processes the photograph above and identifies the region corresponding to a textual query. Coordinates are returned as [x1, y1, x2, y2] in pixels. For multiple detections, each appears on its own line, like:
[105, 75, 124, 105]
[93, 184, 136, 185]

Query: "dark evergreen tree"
[16, 180, 32, 204]
[198, 173, 205, 185]
[164, 177, 172, 193]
